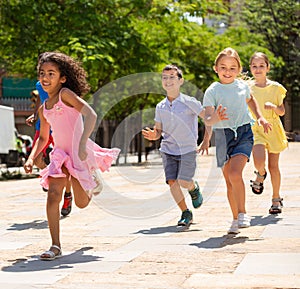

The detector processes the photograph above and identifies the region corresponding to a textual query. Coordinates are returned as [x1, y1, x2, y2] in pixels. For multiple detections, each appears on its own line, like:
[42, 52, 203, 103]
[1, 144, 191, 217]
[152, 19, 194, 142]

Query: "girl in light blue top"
[203, 48, 272, 234]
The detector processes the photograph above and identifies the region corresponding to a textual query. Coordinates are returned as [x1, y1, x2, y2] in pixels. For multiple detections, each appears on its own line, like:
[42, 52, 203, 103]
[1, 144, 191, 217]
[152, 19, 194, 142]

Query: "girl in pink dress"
[24, 52, 120, 260]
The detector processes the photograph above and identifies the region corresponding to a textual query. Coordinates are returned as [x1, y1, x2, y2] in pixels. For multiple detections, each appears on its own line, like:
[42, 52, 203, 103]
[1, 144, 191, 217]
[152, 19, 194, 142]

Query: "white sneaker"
[238, 213, 251, 228]
[89, 169, 103, 196]
[228, 220, 240, 234]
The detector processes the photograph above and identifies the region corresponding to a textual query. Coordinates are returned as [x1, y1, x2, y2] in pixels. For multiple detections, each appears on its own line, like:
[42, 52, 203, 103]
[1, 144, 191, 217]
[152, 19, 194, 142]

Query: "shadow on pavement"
[7, 220, 48, 231]
[190, 234, 249, 249]
[7, 215, 74, 231]
[134, 225, 202, 235]
[250, 215, 282, 226]
[2, 247, 101, 272]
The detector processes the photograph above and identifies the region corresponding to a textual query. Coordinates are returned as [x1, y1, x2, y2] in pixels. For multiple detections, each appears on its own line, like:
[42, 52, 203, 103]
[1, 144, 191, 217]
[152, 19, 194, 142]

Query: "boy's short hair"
[162, 64, 183, 79]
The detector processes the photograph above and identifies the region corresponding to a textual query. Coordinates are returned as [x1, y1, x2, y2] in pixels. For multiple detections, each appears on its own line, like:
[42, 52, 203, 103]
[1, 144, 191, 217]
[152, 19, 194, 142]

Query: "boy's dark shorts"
[161, 151, 196, 183]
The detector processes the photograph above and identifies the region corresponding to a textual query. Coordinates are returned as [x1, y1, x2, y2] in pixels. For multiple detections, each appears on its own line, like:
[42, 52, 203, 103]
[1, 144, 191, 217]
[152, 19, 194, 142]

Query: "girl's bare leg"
[41, 167, 90, 259]
[223, 163, 238, 219]
[70, 175, 91, 208]
[225, 155, 248, 216]
[268, 152, 281, 201]
[45, 176, 66, 251]
[252, 144, 267, 179]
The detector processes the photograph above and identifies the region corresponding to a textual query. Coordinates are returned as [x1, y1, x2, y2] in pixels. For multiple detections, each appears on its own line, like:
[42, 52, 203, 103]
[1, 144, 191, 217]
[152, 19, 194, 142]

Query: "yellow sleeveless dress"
[250, 80, 288, 153]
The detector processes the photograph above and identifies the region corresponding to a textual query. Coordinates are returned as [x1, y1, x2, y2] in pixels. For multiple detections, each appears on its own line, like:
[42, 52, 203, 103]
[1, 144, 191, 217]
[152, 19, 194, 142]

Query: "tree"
[1, 0, 280, 161]
[240, 0, 300, 130]
[0, 0, 160, 86]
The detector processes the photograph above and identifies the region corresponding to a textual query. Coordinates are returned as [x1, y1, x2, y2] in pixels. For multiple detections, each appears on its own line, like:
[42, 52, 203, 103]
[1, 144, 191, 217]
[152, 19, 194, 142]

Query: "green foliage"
[241, 0, 300, 105]
[214, 26, 285, 79]
[0, 0, 159, 82]
[2, 0, 295, 126]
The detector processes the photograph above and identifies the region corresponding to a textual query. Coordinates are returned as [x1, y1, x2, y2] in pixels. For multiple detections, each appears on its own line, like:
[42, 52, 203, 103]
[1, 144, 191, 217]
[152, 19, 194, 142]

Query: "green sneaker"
[177, 209, 193, 226]
[188, 181, 203, 209]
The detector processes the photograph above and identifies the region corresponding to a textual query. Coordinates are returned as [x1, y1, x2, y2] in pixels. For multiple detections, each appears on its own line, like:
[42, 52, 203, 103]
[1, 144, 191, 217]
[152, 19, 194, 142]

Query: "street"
[0, 143, 299, 289]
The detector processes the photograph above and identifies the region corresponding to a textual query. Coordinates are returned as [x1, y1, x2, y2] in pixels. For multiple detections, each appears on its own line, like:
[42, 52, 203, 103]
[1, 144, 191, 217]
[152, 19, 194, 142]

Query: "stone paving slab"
[261, 216, 300, 238]
[0, 241, 32, 250]
[184, 273, 300, 288]
[235, 253, 300, 274]
[0, 269, 68, 285]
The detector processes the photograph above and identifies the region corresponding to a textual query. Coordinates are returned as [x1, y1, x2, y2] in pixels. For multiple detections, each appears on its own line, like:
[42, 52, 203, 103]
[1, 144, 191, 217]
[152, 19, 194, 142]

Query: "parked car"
[0, 105, 32, 167]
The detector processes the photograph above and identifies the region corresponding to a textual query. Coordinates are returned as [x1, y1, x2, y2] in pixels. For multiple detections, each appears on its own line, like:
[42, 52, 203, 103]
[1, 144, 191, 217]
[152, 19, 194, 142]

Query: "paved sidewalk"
[0, 143, 299, 289]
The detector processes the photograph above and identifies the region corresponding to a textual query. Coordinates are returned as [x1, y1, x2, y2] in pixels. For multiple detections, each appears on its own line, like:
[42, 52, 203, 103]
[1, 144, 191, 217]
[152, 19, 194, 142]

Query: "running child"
[24, 52, 120, 260]
[27, 82, 73, 217]
[142, 64, 227, 227]
[249, 52, 288, 214]
[202, 48, 271, 234]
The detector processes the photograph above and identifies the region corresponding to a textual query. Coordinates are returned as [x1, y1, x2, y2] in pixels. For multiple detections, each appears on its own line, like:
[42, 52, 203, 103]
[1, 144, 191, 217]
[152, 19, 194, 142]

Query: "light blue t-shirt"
[154, 93, 203, 155]
[203, 79, 254, 135]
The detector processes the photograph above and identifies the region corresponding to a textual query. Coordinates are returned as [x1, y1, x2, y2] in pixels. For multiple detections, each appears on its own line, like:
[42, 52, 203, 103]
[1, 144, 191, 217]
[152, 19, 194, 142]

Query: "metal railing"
[0, 98, 33, 111]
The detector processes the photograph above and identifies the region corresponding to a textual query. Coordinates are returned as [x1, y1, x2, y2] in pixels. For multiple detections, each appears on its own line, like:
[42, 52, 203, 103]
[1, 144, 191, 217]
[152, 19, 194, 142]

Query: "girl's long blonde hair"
[214, 47, 242, 73]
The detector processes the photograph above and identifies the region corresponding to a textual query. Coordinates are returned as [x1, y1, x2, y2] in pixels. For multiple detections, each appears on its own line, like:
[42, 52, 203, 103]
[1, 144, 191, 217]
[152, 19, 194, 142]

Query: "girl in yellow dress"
[249, 52, 288, 214]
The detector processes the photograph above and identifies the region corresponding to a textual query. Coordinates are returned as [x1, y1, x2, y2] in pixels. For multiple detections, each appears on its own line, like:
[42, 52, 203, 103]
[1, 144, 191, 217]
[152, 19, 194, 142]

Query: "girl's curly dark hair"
[37, 52, 90, 96]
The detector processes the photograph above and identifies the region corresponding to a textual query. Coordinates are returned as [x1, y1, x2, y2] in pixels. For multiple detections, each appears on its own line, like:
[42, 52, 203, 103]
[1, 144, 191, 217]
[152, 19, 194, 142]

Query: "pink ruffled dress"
[40, 90, 120, 191]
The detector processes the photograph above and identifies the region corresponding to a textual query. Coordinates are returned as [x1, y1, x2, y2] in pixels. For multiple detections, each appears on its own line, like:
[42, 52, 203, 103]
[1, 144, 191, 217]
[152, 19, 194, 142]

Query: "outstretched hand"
[24, 158, 34, 174]
[25, 114, 36, 126]
[214, 104, 228, 122]
[264, 101, 276, 110]
[197, 139, 209, 155]
[257, 117, 272, 134]
[142, 127, 156, 141]
[204, 104, 228, 126]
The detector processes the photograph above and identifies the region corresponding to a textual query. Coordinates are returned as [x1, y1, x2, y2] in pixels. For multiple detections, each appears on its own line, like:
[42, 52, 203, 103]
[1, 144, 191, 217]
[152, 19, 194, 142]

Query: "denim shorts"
[214, 123, 253, 168]
[161, 151, 196, 183]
